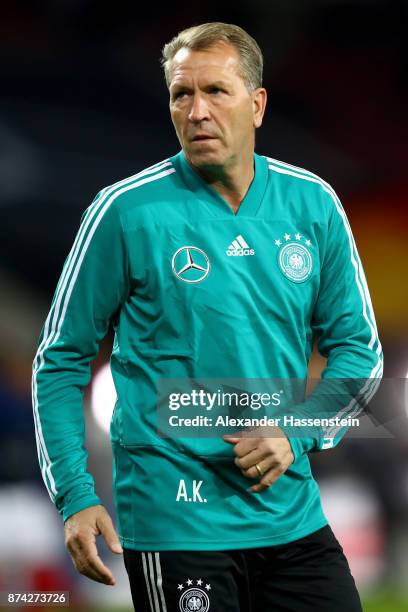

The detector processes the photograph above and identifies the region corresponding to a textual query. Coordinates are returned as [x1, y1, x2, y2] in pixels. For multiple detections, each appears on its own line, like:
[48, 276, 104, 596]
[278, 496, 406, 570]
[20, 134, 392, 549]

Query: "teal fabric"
[32, 152, 382, 549]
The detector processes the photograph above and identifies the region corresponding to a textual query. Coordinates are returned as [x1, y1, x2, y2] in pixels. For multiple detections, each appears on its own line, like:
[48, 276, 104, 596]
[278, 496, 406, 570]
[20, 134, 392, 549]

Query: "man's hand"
[223, 427, 294, 492]
[64, 504, 123, 586]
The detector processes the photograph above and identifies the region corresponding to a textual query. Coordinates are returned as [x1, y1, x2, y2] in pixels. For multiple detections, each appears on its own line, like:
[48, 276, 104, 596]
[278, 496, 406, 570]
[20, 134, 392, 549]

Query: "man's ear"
[252, 88, 267, 129]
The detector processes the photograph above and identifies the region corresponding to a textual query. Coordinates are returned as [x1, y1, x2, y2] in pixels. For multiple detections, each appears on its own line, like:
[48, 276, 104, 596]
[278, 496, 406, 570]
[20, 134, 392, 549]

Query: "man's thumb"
[98, 515, 123, 554]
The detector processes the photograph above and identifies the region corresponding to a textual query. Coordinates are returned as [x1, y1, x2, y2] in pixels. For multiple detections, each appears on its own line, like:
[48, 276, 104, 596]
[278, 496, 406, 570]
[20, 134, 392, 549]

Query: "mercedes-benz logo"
[172, 246, 210, 283]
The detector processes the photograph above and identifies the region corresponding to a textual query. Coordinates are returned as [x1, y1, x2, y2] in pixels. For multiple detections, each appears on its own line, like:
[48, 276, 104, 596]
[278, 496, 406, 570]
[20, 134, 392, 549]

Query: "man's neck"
[189, 153, 255, 215]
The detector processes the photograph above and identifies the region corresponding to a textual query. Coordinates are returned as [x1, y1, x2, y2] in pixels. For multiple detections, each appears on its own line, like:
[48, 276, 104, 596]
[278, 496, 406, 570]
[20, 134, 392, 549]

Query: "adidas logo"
[226, 235, 255, 257]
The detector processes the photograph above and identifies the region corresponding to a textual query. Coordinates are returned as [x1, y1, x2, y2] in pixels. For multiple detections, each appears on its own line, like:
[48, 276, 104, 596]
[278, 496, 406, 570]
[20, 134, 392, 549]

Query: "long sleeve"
[286, 187, 383, 460]
[31, 193, 130, 522]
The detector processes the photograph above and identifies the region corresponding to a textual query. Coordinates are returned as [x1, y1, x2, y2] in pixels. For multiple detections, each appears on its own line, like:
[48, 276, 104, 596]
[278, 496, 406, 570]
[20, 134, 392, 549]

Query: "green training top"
[32, 151, 383, 551]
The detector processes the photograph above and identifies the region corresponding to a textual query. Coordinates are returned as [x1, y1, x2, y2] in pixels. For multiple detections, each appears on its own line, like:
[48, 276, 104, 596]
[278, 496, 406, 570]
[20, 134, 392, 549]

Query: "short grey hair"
[161, 22, 263, 92]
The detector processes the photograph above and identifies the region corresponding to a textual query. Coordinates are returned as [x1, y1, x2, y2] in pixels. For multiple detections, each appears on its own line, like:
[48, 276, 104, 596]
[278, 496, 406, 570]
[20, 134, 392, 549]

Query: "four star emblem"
[177, 577, 211, 592]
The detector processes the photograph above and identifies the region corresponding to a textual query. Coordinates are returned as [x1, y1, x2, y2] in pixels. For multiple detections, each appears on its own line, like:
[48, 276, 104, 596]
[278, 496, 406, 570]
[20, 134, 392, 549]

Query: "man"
[32, 22, 383, 611]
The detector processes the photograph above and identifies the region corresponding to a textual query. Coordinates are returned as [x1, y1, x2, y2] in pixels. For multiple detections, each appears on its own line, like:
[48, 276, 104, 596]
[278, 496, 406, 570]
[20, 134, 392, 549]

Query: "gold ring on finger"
[255, 463, 264, 477]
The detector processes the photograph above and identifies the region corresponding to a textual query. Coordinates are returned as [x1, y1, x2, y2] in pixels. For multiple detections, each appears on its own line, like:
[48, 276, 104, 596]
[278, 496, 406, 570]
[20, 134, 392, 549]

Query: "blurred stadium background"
[0, 1, 407, 610]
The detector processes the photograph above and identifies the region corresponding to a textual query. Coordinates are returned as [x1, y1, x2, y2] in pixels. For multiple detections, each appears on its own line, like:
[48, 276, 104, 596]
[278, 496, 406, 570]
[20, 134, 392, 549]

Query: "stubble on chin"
[185, 141, 228, 173]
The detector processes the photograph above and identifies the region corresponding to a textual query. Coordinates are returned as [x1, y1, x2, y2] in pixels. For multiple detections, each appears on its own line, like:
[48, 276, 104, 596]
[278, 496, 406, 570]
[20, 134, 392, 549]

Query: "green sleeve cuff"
[284, 434, 316, 462]
[62, 495, 103, 523]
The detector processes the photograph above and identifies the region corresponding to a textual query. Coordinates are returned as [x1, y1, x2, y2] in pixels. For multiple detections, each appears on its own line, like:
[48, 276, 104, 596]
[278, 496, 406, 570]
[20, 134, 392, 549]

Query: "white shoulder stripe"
[267, 160, 382, 434]
[88, 159, 172, 216]
[266, 156, 380, 332]
[32, 166, 175, 501]
[56, 168, 175, 340]
[99, 159, 172, 194]
[266, 156, 326, 182]
[48, 164, 175, 339]
[46, 160, 174, 318]
[268, 162, 381, 354]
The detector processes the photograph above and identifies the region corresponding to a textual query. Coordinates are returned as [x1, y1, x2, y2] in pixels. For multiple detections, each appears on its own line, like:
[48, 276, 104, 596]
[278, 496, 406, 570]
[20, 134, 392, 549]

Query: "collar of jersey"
[171, 149, 268, 217]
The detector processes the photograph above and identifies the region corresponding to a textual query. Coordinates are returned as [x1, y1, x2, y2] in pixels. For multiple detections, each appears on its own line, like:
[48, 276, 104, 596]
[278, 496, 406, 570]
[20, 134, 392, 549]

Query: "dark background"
[0, 1, 407, 610]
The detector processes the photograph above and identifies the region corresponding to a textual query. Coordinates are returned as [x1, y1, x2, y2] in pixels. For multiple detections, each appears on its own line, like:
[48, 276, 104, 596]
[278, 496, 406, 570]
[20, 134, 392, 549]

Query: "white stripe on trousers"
[154, 552, 168, 612]
[141, 553, 155, 611]
[141, 552, 167, 612]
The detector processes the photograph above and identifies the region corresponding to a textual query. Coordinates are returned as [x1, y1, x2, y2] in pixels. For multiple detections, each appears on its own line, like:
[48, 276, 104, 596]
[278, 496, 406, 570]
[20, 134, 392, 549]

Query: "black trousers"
[123, 525, 362, 611]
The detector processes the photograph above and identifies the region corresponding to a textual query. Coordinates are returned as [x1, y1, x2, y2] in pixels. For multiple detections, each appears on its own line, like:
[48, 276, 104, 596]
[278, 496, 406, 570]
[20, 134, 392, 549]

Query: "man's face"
[168, 42, 266, 171]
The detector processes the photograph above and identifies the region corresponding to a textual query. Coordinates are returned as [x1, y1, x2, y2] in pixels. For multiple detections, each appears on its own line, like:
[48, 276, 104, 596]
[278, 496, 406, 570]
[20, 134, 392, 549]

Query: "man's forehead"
[169, 43, 241, 84]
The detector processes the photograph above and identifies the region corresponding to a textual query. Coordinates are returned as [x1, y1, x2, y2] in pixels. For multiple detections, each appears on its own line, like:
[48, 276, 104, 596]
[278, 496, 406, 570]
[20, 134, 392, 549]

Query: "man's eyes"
[172, 87, 226, 100]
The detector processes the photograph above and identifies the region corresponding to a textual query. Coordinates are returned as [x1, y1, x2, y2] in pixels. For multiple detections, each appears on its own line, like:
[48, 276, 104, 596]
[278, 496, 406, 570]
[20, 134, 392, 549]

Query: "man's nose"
[188, 93, 210, 122]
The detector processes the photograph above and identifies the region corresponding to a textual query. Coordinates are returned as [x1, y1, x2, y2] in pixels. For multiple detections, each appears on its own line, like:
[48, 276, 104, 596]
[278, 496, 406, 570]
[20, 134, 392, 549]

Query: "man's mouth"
[191, 134, 216, 141]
